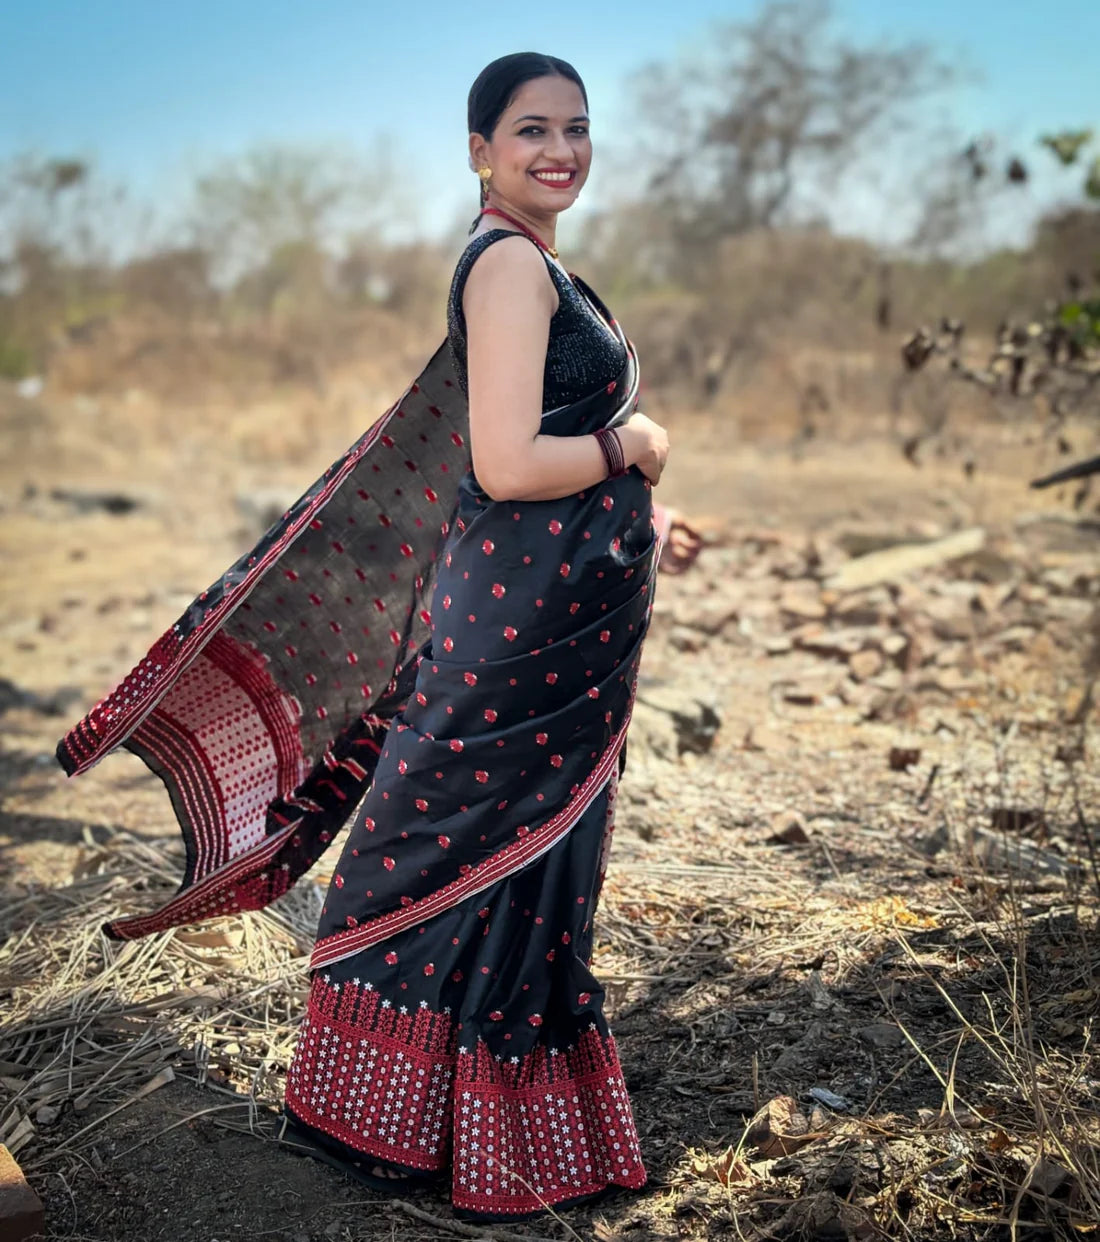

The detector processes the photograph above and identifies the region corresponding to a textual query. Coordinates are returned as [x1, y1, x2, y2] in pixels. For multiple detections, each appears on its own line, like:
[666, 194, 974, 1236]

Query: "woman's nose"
[543, 129, 572, 160]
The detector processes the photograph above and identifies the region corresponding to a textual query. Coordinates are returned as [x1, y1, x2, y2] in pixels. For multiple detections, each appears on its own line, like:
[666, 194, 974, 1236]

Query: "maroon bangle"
[594, 428, 626, 478]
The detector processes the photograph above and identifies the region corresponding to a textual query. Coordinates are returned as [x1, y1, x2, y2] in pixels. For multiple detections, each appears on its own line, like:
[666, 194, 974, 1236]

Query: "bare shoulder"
[462, 233, 557, 317]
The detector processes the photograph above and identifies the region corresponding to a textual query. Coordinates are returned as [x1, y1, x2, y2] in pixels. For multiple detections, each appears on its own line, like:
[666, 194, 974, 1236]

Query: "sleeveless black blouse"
[446, 229, 628, 412]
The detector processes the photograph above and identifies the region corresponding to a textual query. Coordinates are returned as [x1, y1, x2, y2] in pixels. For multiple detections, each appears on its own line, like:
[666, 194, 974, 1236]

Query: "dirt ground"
[2, 374, 1098, 1242]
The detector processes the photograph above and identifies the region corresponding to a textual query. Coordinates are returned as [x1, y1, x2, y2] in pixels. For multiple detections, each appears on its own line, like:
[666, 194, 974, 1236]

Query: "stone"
[739, 596, 780, 622]
[870, 667, 904, 693]
[856, 1023, 906, 1051]
[924, 596, 976, 642]
[933, 644, 964, 667]
[1028, 1159, 1071, 1198]
[782, 683, 825, 706]
[893, 580, 931, 611]
[675, 596, 740, 636]
[962, 546, 1019, 584]
[668, 625, 705, 653]
[16, 375, 44, 400]
[848, 649, 883, 681]
[624, 701, 678, 761]
[837, 679, 879, 714]
[976, 581, 1015, 615]
[1042, 563, 1095, 596]
[796, 626, 884, 659]
[1016, 582, 1048, 605]
[779, 582, 826, 621]
[635, 687, 721, 755]
[769, 811, 810, 845]
[888, 746, 921, 771]
[0, 1145, 44, 1242]
[880, 633, 910, 662]
[745, 1096, 814, 1158]
[826, 527, 986, 592]
[788, 621, 827, 646]
[48, 486, 142, 516]
[807, 1086, 851, 1112]
[835, 528, 921, 557]
[744, 725, 794, 753]
[831, 588, 893, 626]
[1043, 597, 1097, 624]
[993, 624, 1040, 650]
[924, 667, 981, 693]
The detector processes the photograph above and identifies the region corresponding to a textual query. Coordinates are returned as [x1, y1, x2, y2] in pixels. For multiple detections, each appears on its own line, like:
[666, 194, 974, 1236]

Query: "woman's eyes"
[519, 126, 590, 137]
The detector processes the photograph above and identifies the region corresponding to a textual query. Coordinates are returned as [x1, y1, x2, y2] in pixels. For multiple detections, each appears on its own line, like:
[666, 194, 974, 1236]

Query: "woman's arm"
[463, 237, 666, 502]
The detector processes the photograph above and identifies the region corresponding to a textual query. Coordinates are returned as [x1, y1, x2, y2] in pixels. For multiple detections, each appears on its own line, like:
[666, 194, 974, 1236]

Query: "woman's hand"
[619, 412, 669, 486]
[655, 508, 704, 574]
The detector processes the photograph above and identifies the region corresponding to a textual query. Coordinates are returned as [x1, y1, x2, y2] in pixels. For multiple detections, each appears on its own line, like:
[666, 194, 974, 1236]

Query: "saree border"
[284, 973, 648, 1208]
[102, 817, 303, 939]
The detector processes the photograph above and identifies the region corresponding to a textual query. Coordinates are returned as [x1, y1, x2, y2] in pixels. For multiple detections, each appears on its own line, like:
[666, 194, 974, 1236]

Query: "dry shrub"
[46, 304, 437, 409]
[620, 229, 922, 439]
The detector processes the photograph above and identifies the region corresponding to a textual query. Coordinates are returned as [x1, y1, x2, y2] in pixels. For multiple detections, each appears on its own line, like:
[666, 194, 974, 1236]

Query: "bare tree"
[580, 0, 960, 403]
[189, 140, 408, 286]
[903, 152, 1100, 491]
[1040, 129, 1100, 200]
[903, 134, 1100, 471]
[629, 0, 955, 263]
[0, 156, 139, 376]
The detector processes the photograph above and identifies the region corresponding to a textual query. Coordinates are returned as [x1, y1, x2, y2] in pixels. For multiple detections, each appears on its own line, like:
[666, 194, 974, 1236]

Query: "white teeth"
[533, 171, 573, 182]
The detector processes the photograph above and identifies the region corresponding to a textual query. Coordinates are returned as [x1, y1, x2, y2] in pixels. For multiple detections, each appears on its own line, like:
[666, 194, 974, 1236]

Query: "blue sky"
[1, 0, 1097, 250]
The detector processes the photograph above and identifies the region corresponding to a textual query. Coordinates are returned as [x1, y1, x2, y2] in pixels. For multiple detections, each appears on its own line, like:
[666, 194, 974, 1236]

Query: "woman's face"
[471, 75, 591, 218]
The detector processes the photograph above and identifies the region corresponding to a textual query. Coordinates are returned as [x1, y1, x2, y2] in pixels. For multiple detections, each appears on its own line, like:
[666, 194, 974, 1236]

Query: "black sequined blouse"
[446, 229, 627, 412]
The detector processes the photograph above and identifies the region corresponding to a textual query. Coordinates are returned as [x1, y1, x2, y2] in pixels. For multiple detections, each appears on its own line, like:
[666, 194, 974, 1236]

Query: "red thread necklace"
[479, 206, 559, 260]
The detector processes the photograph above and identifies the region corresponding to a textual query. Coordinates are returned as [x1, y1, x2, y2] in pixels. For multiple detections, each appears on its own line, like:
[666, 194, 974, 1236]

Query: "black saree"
[57, 232, 657, 1216]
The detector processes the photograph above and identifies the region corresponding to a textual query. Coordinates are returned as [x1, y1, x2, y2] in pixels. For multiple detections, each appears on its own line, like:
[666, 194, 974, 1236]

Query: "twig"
[110, 1101, 252, 1159]
[44, 1067, 177, 1155]
[387, 1198, 566, 1242]
[916, 763, 941, 810]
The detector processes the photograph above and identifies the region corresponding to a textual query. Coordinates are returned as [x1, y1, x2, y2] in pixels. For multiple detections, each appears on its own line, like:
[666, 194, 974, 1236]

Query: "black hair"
[466, 52, 588, 223]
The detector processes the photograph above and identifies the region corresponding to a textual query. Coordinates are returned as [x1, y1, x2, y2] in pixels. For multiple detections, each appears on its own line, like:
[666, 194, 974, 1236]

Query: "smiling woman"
[57, 50, 670, 1226]
[278, 54, 672, 1223]
[468, 57, 592, 227]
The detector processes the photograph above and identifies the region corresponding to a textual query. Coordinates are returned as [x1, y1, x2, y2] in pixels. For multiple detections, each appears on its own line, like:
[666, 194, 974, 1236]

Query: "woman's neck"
[480, 198, 557, 253]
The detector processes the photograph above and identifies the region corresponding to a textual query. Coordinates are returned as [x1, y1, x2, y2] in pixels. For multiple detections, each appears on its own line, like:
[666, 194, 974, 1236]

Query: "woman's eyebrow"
[513, 114, 590, 124]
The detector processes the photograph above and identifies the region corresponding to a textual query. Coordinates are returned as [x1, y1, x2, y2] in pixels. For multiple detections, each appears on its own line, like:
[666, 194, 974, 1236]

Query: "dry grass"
[0, 831, 320, 1172]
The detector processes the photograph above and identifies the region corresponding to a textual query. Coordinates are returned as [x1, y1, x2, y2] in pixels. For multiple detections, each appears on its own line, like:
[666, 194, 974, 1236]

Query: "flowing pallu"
[57, 273, 656, 1215]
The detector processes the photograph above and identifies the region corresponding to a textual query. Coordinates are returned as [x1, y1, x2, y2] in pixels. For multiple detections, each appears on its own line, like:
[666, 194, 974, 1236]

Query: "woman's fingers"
[657, 515, 703, 574]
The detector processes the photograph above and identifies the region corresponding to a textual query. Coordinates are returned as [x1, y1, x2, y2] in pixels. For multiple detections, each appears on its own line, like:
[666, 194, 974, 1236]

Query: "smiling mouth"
[530, 170, 577, 186]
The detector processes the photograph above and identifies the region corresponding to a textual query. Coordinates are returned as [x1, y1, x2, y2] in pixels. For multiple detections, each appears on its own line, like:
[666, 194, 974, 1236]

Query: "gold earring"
[477, 167, 492, 188]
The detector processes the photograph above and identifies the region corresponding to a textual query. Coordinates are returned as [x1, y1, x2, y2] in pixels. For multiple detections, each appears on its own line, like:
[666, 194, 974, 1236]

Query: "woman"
[57, 52, 670, 1221]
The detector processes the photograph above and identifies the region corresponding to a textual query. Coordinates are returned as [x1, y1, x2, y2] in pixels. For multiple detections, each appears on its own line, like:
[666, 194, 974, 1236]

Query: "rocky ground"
[2, 377, 1099, 1241]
